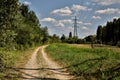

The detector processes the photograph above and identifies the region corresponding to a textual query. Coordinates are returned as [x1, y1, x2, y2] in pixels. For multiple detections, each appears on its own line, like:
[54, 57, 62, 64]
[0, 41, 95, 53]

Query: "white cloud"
[55, 19, 72, 27]
[95, 8, 120, 14]
[41, 18, 65, 27]
[113, 17, 119, 19]
[78, 21, 83, 24]
[84, 23, 92, 26]
[78, 21, 92, 26]
[59, 19, 72, 24]
[41, 17, 92, 28]
[93, 0, 120, 5]
[72, 4, 88, 12]
[71, 4, 93, 12]
[81, 26, 89, 30]
[24, 1, 31, 5]
[51, 7, 72, 16]
[55, 22, 65, 27]
[41, 17, 56, 22]
[71, 4, 92, 16]
[92, 16, 101, 19]
[92, 0, 120, 5]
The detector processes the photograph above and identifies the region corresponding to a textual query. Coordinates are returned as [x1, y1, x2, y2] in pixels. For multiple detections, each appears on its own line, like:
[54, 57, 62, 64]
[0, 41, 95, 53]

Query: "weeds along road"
[22, 45, 73, 80]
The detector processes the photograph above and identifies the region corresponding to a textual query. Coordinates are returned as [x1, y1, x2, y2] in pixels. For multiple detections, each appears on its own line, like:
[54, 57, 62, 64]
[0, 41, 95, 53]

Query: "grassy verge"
[46, 43, 120, 80]
[0, 47, 37, 80]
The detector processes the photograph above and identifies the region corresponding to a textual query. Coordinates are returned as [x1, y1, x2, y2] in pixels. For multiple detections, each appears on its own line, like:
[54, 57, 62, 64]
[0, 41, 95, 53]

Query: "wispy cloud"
[81, 26, 89, 30]
[51, 4, 92, 16]
[92, 0, 120, 5]
[41, 18, 72, 27]
[41, 17, 56, 22]
[24, 1, 31, 5]
[55, 22, 65, 27]
[83, 23, 92, 26]
[59, 19, 72, 24]
[113, 17, 120, 19]
[71, 4, 88, 12]
[95, 8, 120, 14]
[51, 7, 72, 16]
[71, 4, 92, 12]
[71, 4, 92, 16]
[78, 21, 92, 26]
[92, 16, 101, 19]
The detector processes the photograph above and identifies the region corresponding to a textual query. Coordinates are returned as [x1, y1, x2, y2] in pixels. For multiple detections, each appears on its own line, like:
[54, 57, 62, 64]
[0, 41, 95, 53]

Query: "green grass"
[46, 43, 120, 80]
[0, 47, 37, 80]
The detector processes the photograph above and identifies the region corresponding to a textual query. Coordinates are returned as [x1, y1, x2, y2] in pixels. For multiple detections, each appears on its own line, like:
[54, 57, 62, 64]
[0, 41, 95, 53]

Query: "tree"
[69, 32, 72, 38]
[41, 27, 49, 44]
[20, 4, 29, 17]
[52, 34, 60, 43]
[0, 0, 19, 48]
[96, 25, 102, 43]
[61, 34, 66, 42]
[96, 17, 120, 46]
[85, 35, 96, 43]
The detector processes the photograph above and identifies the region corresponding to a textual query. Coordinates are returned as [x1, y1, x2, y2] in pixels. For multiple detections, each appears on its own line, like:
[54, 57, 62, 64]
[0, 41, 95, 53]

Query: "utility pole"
[73, 16, 78, 37]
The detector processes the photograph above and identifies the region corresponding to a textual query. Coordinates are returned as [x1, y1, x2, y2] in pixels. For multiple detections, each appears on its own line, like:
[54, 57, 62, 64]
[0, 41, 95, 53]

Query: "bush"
[117, 41, 120, 47]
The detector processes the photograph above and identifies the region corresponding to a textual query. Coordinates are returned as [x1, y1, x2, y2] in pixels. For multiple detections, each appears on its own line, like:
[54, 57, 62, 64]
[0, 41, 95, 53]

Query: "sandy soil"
[41, 45, 73, 80]
[22, 47, 40, 80]
[22, 46, 73, 80]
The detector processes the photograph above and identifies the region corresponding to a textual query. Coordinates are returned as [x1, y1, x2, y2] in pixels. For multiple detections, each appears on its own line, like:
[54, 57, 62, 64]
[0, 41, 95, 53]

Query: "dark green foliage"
[69, 32, 72, 38]
[77, 39, 86, 44]
[84, 35, 96, 43]
[96, 25, 102, 42]
[96, 18, 120, 46]
[41, 27, 49, 44]
[52, 34, 60, 43]
[0, 0, 19, 48]
[20, 4, 29, 17]
[0, 0, 48, 49]
[61, 34, 66, 42]
[60, 33, 86, 44]
[0, 0, 50, 79]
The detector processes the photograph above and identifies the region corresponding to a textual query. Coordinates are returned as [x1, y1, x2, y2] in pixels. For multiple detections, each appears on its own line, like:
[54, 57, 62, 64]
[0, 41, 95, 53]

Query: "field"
[46, 43, 120, 80]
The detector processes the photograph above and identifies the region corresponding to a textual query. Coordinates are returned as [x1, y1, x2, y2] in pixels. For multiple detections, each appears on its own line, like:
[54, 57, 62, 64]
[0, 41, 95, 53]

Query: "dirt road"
[22, 47, 40, 79]
[22, 46, 73, 80]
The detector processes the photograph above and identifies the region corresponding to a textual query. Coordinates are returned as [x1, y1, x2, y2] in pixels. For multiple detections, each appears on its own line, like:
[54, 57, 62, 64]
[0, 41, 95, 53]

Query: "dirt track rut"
[22, 46, 73, 80]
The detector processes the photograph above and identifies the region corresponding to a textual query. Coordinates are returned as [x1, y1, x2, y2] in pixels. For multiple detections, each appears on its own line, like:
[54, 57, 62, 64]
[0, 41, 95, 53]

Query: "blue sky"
[19, 0, 120, 38]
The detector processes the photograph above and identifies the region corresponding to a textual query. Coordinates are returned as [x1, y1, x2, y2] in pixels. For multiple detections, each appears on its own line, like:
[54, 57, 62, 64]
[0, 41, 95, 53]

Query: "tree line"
[96, 18, 120, 46]
[0, 0, 49, 50]
[1, 0, 119, 49]
[0, 0, 51, 78]
[59, 17, 120, 46]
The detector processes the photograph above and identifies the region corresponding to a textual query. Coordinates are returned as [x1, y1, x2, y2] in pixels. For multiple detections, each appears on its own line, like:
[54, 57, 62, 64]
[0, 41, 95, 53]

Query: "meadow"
[46, 43, 120, 80]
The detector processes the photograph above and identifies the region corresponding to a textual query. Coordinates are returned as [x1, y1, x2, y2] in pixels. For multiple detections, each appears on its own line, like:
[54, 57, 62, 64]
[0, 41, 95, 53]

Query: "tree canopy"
[96, 18, 120, 46]
[0, 0, 49, 49]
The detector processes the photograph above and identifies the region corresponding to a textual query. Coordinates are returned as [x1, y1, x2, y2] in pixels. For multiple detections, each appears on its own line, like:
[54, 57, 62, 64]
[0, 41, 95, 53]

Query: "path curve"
[41, 45, 73, 80]
[22, 45, 73, 80]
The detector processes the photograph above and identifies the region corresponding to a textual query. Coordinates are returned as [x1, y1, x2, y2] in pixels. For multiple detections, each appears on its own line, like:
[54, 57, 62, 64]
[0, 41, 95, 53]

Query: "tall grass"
[46, 43, 120, 80]
[0, 47, 36, 80]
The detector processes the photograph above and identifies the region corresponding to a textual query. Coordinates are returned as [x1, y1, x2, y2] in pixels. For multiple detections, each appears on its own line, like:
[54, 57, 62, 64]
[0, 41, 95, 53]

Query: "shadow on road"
[1, 57, 120, 80]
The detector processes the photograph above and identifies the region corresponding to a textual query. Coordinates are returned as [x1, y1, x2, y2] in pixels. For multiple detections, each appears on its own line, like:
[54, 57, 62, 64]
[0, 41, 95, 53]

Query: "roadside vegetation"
[46, 43, 120, 80]
[0, 0, 120, 80]
[0, 47, 37, 80]
[0, 0, 49, 79]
